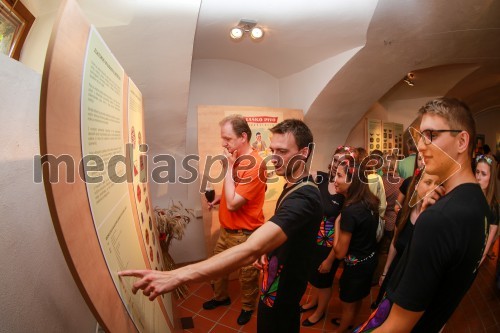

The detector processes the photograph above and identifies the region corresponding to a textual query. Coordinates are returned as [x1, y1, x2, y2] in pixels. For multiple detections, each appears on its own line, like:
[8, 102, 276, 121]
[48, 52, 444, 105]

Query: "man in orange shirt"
[205, 114, 267, 325]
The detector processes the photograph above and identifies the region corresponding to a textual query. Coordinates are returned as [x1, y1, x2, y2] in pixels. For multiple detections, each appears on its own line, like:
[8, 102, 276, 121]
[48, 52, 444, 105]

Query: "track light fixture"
[404, 72, 415, 86]
[230, 19, 264, 41]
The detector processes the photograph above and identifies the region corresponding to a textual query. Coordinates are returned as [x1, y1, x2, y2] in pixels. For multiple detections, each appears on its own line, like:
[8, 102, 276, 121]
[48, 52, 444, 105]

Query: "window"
[0, 0, 34, 60]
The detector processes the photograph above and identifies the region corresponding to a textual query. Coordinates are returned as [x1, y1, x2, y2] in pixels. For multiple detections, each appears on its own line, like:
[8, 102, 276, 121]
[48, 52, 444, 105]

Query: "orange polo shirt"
[219, 149, 267, 230]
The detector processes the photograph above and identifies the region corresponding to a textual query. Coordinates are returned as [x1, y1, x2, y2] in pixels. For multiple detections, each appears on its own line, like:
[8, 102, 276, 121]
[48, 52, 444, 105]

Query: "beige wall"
[0, 54, 96, 333]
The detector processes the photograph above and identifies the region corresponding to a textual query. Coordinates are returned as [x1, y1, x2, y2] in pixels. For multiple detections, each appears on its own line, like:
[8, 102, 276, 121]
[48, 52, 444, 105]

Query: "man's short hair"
[270, 119, 313, 152]
[418, 97, 476, 157]
[219, 114, 252, 142]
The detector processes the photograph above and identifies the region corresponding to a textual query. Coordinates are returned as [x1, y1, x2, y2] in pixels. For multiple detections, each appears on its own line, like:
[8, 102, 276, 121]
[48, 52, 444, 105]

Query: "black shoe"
[237, 310, 253, 325]
[202, 298, 231, 310]
[331, 317, 354, 330]
[302, 313, 325, 327]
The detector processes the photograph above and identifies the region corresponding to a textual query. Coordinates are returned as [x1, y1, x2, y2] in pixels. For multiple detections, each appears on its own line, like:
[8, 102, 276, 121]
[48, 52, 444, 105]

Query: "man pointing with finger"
[119, 119, 322, 333]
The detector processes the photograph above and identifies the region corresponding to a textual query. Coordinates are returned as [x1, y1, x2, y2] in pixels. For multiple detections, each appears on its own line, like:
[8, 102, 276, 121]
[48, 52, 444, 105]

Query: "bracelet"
[381, 274, 386, 276]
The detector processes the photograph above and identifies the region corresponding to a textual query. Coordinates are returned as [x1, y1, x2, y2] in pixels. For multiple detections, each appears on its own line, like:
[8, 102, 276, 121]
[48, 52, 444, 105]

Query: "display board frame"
[39, 1, 173, 331]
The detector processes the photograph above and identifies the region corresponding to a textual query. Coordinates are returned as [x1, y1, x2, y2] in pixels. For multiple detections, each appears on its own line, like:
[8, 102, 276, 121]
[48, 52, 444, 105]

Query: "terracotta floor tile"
[188, 315, 216, 333]
[193, 282, 215, 300]
[180, 294, 206, 314]
[480, 311, 497, 329]
[173, 257, 500, 333]
[198, 305, 229, 323]
[208, 323, 240, 333]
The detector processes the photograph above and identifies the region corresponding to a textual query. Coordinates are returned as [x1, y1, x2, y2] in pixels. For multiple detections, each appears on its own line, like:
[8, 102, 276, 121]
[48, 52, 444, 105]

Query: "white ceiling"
[193, 0, 378, 78]
[23, 0, 500, 159]
[23, 0, 500, 111]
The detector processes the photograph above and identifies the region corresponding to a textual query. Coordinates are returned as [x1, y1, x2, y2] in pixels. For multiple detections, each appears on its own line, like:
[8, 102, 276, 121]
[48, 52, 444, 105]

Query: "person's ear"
[299, 146, 309, 160]
[456, 131, 469, 154]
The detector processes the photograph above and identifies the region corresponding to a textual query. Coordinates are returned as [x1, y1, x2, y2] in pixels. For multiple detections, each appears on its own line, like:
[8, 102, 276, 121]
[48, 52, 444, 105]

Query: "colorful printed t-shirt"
[257, 176, 322, 333]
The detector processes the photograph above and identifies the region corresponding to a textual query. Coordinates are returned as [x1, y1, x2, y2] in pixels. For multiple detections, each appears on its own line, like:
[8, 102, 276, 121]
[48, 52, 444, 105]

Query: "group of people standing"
[119, 97, 498, 333]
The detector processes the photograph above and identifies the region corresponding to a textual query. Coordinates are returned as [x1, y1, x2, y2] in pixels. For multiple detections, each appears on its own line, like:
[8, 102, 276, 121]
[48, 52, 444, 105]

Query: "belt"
[344, 251, 375, 266]
[224, 228, 254, 235]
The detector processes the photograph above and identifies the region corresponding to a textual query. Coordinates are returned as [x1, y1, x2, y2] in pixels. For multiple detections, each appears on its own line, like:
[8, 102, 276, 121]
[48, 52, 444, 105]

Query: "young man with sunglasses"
[358, 98, 490, 333]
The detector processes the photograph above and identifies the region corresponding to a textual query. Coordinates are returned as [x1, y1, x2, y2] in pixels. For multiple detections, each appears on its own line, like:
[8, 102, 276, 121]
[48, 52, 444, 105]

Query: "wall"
[474, 107, 500, 156]
[0, 55, 96, 332]
[345, 99, 424, 150]
[19, 11, 57, 73]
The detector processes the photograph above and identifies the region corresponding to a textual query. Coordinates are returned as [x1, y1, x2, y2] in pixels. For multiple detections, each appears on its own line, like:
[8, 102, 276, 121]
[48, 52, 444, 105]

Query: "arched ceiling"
[305, 0, 500, 166]
[23, 0, 500, 165]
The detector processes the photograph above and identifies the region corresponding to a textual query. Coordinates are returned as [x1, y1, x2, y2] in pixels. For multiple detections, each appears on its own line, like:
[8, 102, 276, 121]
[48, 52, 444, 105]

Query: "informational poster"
[81, 27, 170, 333]
[393, 123, 404, 154]
[366, 118, 382, 154]
[127, 78, 173, 322]
[224, 111, 285, 201]
[382, 122, 394, 154]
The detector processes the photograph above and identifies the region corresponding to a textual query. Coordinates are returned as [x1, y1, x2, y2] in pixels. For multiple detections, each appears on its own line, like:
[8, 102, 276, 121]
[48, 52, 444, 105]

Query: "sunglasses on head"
[475, 154, 493, 165]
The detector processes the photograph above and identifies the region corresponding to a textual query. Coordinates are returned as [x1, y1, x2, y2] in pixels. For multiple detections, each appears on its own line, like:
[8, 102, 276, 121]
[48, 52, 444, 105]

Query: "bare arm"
[373, 303, 423, 333]
[223, 148, 248, 211]
[119, 222, 286, 300]
[333, 214, 351, 259]
[223, 166, 248, 211]
[481, 224, 498, 265]
[380, 230, 397, 286]
[395, 192, 405, 214]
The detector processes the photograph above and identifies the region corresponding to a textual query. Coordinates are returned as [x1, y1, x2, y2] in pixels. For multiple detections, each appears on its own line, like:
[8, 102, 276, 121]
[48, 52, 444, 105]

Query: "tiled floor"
[172, 242, 500, 332]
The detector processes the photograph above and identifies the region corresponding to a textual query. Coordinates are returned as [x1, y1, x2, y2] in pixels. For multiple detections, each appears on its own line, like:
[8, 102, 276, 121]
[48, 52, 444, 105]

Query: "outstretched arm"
[373, 303, 423, 333]
[119, 221, 287, 300]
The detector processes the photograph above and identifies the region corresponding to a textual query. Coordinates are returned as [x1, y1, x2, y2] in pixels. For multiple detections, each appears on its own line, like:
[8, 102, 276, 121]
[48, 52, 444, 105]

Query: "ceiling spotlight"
[250, 27, 264, 39]
[230, 27, 244, 40]
[230, 19, 264, 41]
[404, 72, 415, 86]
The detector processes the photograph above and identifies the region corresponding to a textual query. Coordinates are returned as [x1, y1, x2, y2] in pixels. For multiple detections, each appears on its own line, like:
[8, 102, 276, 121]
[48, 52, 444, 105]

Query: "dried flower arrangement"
[154, 200, 194, 299]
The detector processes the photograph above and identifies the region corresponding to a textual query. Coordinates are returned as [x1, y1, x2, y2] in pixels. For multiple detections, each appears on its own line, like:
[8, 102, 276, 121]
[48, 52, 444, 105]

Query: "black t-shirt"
[387, 183, 489, 332]
[257, 176, 322, 333]
[489, 203, 499, 226]
[316, 171, 344, 219]
[399, 176, 413, 195]
[340, 201, 378, 258]
[315, 171, 344, 248]
[394, 217, 414, 257]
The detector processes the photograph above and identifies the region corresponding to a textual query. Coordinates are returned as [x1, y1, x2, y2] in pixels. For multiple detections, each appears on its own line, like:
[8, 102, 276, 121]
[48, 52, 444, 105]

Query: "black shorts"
[339, 256, 377, 303]
[309, 259, 340, 289]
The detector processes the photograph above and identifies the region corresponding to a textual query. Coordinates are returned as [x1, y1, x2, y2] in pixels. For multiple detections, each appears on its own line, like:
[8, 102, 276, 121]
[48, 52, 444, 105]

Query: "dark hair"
[219, 114, 252, 142]
[407, 137, 417, 153]
[355, 147, 368, 164]
[418, 97, 476, 157]
[338, 162, 379, 213]
[393, 171, 424, 244]
[483, 144, 491, 155]
[269, 119, 313, 151]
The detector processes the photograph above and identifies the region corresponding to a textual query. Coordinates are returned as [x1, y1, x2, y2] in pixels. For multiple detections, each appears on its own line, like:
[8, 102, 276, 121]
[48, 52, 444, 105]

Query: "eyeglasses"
[475, 154, 493, 165]
[410, 128, 463, 145]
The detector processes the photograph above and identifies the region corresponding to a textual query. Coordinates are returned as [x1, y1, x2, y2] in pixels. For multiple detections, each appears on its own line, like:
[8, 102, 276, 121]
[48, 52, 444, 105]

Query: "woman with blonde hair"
[475, 154, 499, 264]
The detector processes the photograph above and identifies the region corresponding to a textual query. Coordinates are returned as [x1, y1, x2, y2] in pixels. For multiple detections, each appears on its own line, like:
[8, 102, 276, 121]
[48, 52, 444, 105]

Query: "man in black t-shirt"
[119, 119, 322, 333]
[365, 98, 489, 333]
